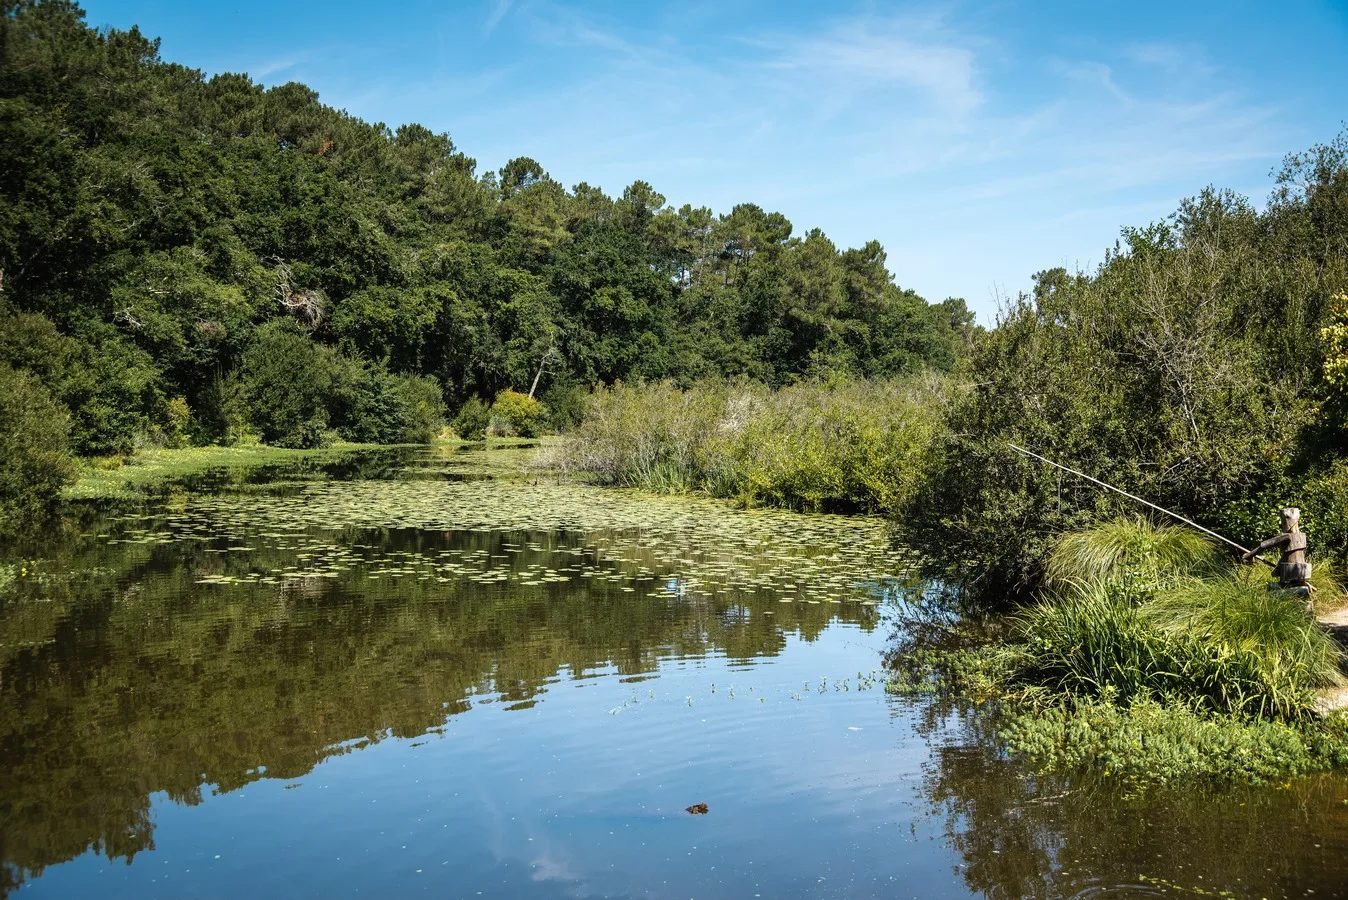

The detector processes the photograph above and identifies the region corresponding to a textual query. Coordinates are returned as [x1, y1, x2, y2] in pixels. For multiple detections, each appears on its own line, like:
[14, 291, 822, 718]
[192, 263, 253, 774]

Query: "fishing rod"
[1006, 443, 1276, 568]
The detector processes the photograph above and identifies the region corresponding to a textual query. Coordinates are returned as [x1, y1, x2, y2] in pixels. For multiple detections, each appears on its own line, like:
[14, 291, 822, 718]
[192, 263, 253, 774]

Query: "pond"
[3, 446, 1348, 898]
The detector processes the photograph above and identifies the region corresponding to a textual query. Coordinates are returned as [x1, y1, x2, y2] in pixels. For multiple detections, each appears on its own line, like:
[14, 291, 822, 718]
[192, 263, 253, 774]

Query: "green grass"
[66, 435, 556, 500]
[1045, 516, 1222, 596]
[885, 516, 1348, 784]
[1014, 581, 1342, 719]
[66, 442, 393, 500]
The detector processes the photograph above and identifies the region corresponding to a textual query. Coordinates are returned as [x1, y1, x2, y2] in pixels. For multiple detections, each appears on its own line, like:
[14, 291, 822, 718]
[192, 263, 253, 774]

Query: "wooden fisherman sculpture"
[1243, 507, 1313, 603]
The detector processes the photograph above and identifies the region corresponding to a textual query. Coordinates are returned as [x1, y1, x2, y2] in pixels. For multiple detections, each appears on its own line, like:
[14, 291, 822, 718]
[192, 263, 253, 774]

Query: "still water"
[3, 447, 1348, 898]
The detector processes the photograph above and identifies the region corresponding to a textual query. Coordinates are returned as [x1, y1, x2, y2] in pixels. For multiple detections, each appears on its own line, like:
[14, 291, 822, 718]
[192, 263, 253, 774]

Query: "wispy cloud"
[484, 0, 514, 36]
[1051, 59, 1133, 104]
[763, 15, 983, 118]
[252, 55, 303, 78]
[1124, 40, 1215, 77]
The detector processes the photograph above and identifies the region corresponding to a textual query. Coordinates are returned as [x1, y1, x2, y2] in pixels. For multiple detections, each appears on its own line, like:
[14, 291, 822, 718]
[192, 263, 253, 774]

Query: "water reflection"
[5, 449, 1348, 898]
[918, 703, 1348, 897]
[0, 457, 896, 895]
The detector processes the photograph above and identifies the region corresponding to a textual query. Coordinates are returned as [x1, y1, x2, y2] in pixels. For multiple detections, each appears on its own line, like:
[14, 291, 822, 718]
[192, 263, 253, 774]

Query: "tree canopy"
[0, 0, 972, 462]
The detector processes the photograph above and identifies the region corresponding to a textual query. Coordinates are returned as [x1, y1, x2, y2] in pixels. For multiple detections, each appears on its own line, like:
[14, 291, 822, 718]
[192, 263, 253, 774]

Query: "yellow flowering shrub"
[1323, 292, 1348, 390]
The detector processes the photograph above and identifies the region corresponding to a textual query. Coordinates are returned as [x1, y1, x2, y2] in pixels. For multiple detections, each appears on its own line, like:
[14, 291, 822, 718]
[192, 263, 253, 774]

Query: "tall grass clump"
[560, 376, 948, 513]
[1010, 518, 1344, 721]
[1143, 577, 1344, 716]
[1046, 517, 1220, 598]
[733, 378, 945, 512]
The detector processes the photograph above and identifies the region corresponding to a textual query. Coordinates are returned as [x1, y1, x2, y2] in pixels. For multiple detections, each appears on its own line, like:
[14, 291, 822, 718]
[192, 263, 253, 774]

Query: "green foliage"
[1001, 696, 1348, 785]
[161, 396, 191, 449]
[489, 389, 545, 438]
[1144, 576, 1343, 713]
[0, 1, 968, 474]
[451, 397, 490, 440]
[1046, 517, 1221, 599]
[565, 379, 739, 493]
[0, 364, 78, 534]
[901, 167, 1348, 596]
[540, 382, 587, 431]
[732, 378, 945, 513]
[1012, 581, 1339, 720]
[336, 367, 444, 445]
[991, 516, 1343, 725]
[563, 376, 946, 513]
[899, 517, 1348, 783]
[239, 321, 333, 448]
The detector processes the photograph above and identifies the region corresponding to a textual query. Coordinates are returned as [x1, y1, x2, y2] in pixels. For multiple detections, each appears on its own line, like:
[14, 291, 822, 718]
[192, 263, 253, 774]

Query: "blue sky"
[82, 0, 1348, 321]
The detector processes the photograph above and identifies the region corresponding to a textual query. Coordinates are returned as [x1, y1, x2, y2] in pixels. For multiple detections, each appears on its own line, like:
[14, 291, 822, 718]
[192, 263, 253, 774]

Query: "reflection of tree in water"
[0, 520, 869, 894]
[915, 700, 1348, 898]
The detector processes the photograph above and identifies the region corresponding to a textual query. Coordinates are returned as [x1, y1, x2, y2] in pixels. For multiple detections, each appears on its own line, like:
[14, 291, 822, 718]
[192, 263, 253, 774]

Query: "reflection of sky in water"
[25, 623, 970, 899]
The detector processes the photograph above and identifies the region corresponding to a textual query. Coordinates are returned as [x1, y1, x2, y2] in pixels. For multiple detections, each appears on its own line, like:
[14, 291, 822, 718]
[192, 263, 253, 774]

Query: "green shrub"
[541, 382, 588, 431]
[564, 379, 737, 492]
[64, 328, 162, 456]
[333, 365, 445, 444]
[733, 377, 948, 513]
[489, 389, 546, 438]
[451, 397, 491, 440]
[162, 396, 192, 448]
[1302, 461, 1348, 568]
[387, 374, 445, 443]
[0, 364, 78, 534]
[240, 321, 332, 448]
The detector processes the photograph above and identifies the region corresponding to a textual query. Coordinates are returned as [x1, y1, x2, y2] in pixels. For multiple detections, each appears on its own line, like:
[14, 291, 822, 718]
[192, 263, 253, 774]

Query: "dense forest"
[0, 0, 971, 507]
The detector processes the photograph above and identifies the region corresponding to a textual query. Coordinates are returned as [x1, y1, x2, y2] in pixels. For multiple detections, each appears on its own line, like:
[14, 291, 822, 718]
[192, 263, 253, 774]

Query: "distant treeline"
[0, 0, 973, 469]
[560, 137, 1348, 590]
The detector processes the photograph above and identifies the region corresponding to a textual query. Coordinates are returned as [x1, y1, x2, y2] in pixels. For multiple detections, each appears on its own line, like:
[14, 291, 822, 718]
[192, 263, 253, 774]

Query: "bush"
[240, 321, 332, 448]
[541, 382, 588, 431]
[489, 389, 546, 438]
[0, 365, 78, 535]
[563, 379, 737, 491]
[388, 373, 446, 443]
[334, 365, 444, 444]
[64, 328, 161, 456]
[160, 396, 192, 448]
[734, 377, 948, 513]
[451, 397, 490, 440]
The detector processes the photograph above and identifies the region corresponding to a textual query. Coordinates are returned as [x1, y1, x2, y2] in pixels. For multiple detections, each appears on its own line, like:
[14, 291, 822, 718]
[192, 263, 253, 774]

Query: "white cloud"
[763, 15, 983, 118]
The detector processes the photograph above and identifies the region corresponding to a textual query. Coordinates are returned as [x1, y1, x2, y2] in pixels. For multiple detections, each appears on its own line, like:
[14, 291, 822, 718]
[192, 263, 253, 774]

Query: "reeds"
[558, 376, 948, 513]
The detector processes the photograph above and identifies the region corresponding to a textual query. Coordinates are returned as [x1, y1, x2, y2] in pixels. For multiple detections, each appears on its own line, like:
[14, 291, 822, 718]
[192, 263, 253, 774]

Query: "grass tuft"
[1046, 516, 1221, 597]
